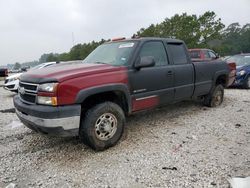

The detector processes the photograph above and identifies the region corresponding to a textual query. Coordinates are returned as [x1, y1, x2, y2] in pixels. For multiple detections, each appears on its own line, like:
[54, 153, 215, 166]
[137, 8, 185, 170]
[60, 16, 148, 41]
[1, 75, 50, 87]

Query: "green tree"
[198, 11, 224, 47]
[46, 53, 59, 62]
[218, 23, 250, 55]
[136, 11, 224, 49]
[13, 62, 21, 70]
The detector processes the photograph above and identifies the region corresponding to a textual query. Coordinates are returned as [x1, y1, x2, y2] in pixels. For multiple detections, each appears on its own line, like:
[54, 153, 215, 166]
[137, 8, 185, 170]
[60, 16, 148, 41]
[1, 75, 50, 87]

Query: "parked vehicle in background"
[226, 54, 250, 89]
[189, 48, 219, 62]
[21, 66, 30, 72]
[4, 62, 58, 92]
[9, 69, 22, 73]
[0, 67, 8, 77]
[14, 37, 229, 151]
[189, 48, 236, 87]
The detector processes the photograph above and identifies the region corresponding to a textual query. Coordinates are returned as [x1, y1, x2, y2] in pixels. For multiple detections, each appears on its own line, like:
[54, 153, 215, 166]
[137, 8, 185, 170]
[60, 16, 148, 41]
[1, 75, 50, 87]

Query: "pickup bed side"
[193, 61, 229, 97]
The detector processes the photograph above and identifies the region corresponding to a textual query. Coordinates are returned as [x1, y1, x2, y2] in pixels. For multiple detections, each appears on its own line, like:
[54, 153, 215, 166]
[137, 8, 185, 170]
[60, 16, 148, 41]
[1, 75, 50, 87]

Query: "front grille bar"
[19, 81, 39, 104]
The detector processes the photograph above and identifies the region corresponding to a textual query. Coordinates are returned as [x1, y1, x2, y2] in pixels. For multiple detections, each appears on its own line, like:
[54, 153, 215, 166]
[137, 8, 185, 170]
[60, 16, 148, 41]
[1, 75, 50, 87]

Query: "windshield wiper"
[93, 62, 108, 64]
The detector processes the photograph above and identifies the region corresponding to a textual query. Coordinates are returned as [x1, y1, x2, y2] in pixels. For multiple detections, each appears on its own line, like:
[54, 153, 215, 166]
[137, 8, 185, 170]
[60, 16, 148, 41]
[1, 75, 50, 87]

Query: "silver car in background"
[4, 62, 57, 92]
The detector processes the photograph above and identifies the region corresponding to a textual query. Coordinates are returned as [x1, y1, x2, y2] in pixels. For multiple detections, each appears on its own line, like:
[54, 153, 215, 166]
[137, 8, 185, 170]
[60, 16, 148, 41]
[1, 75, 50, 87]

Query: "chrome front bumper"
[14, 95, 81, 136]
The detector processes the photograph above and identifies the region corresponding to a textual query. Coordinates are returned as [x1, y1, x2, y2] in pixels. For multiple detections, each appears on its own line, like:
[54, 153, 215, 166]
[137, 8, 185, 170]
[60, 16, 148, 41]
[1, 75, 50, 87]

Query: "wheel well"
[81, 91, 129, 116]
[216, 75, 228, 87]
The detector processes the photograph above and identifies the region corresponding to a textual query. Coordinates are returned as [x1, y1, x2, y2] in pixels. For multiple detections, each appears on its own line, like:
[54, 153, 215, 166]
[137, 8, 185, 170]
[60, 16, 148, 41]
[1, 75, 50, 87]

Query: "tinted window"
[189, 50, 201, 58]
[168, 43, 188, 64]
[139, 41, 168, 66]
[203, 50, 210, 58]
[208, 51, 216, 58]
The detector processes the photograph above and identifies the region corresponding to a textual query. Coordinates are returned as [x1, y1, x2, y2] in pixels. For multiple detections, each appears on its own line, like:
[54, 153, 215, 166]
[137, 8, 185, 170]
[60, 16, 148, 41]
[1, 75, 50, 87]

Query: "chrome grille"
[18, 82, 38, 104]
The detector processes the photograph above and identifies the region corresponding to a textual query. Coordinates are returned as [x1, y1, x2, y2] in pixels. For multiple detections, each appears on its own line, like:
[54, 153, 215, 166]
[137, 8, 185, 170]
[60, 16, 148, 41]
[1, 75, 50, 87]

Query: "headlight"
[37, 96, 57, 106]
[237, 70, 246, 76]
[9, 77, 17, 82]
[38, 83, 58, 92]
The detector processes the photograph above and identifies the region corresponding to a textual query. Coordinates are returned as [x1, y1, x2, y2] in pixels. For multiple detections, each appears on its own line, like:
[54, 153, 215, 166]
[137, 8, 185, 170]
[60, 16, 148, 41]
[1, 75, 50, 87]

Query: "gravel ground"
[0, 80, 249, 188]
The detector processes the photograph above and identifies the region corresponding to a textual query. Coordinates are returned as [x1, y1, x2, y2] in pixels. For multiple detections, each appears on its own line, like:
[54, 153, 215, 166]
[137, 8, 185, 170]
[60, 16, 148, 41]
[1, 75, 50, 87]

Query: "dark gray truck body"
[127, 38, 229, 108]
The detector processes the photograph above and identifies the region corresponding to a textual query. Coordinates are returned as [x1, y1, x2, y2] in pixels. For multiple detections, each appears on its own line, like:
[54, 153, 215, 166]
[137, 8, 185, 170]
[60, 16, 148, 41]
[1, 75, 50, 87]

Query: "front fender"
[75, 84, 132, 113]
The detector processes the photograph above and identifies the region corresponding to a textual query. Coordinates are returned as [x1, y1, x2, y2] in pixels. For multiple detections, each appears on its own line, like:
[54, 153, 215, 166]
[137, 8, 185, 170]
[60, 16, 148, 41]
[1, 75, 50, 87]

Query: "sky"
[0, 0, 249, 66]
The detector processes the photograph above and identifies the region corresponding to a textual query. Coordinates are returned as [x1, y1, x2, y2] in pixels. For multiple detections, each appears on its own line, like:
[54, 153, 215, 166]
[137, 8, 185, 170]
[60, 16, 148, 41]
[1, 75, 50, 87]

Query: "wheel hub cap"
[214, 90, 222, 106]
[95, 113, 118, 141]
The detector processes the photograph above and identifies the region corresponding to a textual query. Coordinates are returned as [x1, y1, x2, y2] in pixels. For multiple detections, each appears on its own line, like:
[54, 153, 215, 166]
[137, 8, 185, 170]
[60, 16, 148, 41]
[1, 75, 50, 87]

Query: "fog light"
[37, 96, 57, 106]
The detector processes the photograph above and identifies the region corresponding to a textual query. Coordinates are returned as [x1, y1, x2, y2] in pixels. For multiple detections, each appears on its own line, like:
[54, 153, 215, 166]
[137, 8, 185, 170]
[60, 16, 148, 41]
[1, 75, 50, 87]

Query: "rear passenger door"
[129, 41, 174, 111]
[167, 43, 194, 101]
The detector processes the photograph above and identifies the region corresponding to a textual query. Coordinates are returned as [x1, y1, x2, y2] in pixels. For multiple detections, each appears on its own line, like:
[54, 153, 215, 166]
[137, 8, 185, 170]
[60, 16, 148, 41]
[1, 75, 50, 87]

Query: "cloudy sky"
[0, 0, 249, 66]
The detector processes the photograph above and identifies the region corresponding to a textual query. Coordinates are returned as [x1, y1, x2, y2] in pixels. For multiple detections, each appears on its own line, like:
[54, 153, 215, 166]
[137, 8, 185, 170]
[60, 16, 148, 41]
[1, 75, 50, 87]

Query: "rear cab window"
[167, 43, 188, 65]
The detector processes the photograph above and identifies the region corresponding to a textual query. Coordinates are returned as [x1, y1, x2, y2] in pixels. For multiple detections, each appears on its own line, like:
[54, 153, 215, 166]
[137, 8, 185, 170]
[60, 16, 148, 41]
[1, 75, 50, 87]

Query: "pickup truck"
[14, 37, 229, 151]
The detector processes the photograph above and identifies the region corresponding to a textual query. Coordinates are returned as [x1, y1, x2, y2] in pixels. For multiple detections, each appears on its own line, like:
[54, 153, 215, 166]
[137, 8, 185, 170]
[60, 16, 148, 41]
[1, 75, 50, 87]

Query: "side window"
[167, 43, 188, 65]
[189, 51, 201, 58]
[208, 51, 216, 59]
[203, 50, 210, 58]
[139, 41, 168, 66]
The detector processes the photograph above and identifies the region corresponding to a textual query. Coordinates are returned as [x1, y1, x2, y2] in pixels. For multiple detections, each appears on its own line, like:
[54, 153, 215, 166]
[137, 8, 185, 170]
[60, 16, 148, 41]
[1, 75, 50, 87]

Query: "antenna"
[72, 32, 75, 46]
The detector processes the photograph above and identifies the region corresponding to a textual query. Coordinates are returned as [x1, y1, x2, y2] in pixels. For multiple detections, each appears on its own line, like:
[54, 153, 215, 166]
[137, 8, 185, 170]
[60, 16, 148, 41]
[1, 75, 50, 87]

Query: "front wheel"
[203, 84, 224, 107]
[79, 102, 125, 151]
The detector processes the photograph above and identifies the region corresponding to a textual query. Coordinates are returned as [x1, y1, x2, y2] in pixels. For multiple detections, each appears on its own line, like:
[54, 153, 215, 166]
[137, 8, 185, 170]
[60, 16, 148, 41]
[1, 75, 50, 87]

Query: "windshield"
[83, 41, 137, 66]
[227, 55, 250, 66]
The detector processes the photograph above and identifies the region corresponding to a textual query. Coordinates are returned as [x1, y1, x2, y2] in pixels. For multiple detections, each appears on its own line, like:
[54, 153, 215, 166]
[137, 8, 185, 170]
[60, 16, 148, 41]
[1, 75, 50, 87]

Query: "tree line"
[11, 11, 250, 69]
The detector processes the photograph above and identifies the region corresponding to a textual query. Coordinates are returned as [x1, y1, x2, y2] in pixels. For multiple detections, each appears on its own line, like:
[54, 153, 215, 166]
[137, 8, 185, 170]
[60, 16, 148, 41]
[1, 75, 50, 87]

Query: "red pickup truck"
[189, 48, 236, 86]
[14, 38, 229, 150]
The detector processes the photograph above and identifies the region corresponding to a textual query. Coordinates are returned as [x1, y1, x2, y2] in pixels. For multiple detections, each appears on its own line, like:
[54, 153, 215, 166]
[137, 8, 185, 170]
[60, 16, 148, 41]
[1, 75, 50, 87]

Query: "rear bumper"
[13, 95, 81, 136]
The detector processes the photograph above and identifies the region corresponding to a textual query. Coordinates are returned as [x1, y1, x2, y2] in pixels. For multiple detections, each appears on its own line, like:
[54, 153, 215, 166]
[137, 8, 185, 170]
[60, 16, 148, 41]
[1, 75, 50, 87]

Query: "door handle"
[167, 71, 173, 76]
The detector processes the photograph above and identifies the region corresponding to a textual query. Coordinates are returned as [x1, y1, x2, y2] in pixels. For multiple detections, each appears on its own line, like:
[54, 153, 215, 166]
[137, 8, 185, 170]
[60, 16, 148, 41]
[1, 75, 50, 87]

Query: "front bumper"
[13, 95, 81, 136]
[232, 74, 247, 86]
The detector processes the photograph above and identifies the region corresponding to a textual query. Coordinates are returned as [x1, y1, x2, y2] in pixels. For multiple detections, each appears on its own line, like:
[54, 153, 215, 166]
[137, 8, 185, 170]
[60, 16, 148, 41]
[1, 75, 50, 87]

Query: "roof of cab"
[108, 37, 184, 44]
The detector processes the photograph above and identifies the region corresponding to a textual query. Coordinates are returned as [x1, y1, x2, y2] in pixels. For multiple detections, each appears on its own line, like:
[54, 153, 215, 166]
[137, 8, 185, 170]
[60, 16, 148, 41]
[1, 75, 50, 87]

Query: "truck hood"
[20, 62, 125, 84]
[6, 73, 23, 80]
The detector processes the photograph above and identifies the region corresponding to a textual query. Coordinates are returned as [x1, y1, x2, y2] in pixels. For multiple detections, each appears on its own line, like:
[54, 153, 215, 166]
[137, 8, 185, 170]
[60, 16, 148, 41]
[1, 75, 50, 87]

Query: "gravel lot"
[0, 80, 249, 188]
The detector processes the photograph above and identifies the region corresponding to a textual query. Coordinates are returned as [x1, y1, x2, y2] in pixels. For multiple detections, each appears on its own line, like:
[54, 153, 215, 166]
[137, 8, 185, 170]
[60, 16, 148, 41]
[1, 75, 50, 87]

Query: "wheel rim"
[213, 90, 223, 106]
[94, 113, 118, 141]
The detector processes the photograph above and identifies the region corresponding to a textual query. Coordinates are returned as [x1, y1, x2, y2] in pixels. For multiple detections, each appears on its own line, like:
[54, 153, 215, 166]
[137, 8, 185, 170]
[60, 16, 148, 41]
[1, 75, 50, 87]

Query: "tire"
[203, 84, 224, 107]
[243, 76, 250, 89]
[79, 102, 125, 151]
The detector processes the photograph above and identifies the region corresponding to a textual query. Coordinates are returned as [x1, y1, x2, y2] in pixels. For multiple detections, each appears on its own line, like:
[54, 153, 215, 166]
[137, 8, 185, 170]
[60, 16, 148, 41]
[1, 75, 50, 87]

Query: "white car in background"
[4, 62, 58, 92]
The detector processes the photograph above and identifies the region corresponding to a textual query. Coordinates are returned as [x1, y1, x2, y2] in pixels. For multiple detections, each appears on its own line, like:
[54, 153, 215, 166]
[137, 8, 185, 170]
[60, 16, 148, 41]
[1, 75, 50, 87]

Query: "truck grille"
[18, 82, 38, 104]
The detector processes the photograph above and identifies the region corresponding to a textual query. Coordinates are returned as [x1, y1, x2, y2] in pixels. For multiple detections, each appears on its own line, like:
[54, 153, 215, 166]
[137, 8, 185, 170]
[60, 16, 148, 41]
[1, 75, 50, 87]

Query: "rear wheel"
[203, 84, 224, 107]
[79, 102, 125, 151]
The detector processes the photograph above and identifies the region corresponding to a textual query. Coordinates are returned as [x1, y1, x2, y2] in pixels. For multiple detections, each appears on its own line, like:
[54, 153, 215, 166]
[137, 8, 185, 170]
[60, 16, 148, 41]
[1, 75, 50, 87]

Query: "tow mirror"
[135, 56, 155, 69]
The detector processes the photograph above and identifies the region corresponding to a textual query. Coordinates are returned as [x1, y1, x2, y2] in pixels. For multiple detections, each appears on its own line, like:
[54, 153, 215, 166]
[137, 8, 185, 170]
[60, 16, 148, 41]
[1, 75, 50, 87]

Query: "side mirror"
[135, 56, 155, 69]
